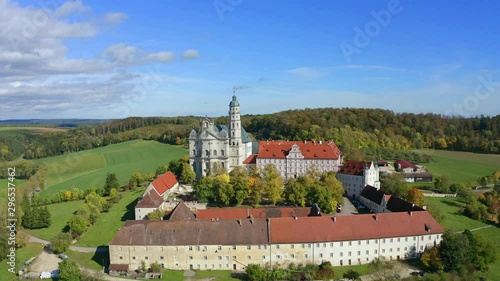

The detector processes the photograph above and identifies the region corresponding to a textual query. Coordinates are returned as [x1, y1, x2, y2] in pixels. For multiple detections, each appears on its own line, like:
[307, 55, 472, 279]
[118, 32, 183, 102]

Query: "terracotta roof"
[109, 218, 269, 246]
[165, 202, 196, 221]
[339, 160, 373, 176]
[243, 154, 257, 164]
[256, 140, 341, 159]
[108, 264, 129, 272]
[151, 171, 178, 196]
[395, 160, 418, 169]
[196, 207, 312, 220]
[269, 211, 443, 244]
[135, 190, 164, 209]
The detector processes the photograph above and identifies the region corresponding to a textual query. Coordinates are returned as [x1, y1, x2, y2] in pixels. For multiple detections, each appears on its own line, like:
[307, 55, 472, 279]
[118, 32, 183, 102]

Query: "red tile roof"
[196, 207, 312, 220]
[395, 160, 418, 169]
[338, 160, 373, 176]
[270, 211, 442, 244]
[151, 171, 178, 196]
[243, 154, 257, 164]
[256, 141, 341, 159]
[135, 190, 164, 208]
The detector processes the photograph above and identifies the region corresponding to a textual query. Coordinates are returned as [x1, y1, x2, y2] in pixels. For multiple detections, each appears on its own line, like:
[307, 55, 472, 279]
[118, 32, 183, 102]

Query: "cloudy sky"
[0, 0, 499, 119]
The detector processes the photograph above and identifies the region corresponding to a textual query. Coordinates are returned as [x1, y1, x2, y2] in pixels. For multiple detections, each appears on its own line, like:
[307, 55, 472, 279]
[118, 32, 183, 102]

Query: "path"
[29, 235, 108, 253]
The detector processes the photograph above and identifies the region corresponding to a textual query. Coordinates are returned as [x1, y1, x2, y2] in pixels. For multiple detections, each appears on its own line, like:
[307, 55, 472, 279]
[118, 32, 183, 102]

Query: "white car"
[39, 272, 51, 279]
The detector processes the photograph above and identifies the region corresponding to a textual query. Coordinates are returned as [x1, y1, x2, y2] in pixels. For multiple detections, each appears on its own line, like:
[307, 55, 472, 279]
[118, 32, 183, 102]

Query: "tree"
[420, 247, 443, 272]
[193, 176, 215, 203]
[343, 269, 361, 281]
[284, 178, 307, 207]
[380, 173, 409, 198]
[180, 162, 196, 184]
[406, 188, 424, 207]
[230, 166, 249, 205]
[129, 172, 144, 188]
[69, 215, 88, 238]
[50, 232, 72, 254]
[262, 164, 283, 204]
[214, 176, 234, 205]
[150, 262, 163, 273]
[103, 173, 119, 195]
[322, 171, 344, 209]
[146, 209, 164, 220]
[59, 259, 82, 281]
[22, 206, 51, 229]
[246, 264, 265, 281]
[439, 232, 470, 272]
[168, 159, 182, 178]
[434, 175, 450, 194]
[155, 164, 168, 176]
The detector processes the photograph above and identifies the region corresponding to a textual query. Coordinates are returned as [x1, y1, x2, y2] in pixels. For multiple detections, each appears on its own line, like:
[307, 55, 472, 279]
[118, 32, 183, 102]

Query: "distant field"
[76, 189, 142, 247]
[29, 200, 83, 241]
[0, 126, 67, 133]
[35, 140, 187, 197]
[418, 150, 500, 183]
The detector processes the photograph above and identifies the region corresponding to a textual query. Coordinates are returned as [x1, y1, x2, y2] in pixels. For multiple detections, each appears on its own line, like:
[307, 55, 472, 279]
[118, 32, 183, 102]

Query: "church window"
[232, 132, 235, 136]
[193, 149, 196, 155]
[221, 150, 225, 156]
[213, 150, 217, 156]
[205, 150, 209, 156]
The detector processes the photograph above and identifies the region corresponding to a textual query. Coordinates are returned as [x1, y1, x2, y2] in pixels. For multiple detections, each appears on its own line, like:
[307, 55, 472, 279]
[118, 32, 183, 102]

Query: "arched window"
[221, 162, 225, 168]
[221, 150, 225, 156]
[193, 149, 196, 156]
[205, 150, 209, 156]
[213, 150, 217, 156]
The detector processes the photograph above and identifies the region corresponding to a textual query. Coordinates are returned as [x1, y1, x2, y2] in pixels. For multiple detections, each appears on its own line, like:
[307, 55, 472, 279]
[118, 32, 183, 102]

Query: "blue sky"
[0, 0, 499, 119]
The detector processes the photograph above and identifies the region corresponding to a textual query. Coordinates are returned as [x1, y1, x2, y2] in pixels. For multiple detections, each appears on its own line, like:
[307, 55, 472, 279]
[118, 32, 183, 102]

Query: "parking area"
[336, 197, 358, 215]
[27, 251, 62, 277]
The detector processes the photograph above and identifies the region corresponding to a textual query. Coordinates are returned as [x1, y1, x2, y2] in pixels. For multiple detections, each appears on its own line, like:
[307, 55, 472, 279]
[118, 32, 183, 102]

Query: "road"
[29, 235, 108, 253]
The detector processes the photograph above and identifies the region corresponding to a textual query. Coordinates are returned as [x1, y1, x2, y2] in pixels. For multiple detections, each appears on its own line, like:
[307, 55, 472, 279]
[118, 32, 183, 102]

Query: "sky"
[0, 0, 499, 119]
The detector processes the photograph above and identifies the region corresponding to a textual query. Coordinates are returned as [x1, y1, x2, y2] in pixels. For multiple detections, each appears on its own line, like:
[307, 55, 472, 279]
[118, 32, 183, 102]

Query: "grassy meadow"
[0, 242, 44, 281]
[419, 149, 500, 183]
[35, 140, 187, 197]
[29, 200, 83, 240]
[424, 196, 500, 279]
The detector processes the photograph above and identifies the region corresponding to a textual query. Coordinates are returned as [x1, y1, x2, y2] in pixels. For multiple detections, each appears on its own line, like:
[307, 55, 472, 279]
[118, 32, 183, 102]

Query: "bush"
[50, 232, 72, 254]
[59, 259, 81, 281]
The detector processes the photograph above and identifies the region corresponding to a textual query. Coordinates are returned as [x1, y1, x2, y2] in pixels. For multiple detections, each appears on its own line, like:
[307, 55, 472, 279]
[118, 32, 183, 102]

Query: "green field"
[35, 140, 187, 197]
[65, 249, 108, 272]
[424, 197, 500, 279]
[29, 200, 83, 240]
[0, 242, 44, 281]
[419, 150, 500, 183]
[76, 189, 142, 246]
[0, 179, 26, 190]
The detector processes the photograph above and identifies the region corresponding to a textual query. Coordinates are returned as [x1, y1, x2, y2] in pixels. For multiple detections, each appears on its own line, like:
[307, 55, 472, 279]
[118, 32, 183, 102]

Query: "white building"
[109, 203, 443, 272]
[337, 160, 380, 199]
[245, 140, 343, 180]
[189, 95, 253, 178]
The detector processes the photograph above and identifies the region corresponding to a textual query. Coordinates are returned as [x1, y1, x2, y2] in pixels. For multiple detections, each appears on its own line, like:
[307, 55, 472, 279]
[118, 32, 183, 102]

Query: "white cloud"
[54, 0, 90, 18]
[287, 67, 326, 80]
[102, 43, 174, 65]
[103, 12, 128, 25]
[182, 49, 200, 60]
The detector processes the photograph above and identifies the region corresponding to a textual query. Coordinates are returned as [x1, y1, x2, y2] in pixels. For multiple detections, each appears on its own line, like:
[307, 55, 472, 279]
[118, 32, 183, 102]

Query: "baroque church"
[189, 95, 253, 178]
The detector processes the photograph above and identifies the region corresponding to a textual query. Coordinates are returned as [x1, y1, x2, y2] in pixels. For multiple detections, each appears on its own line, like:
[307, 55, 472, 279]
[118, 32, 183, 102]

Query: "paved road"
[337, 197, 358, 216]
[29, 235, 108, 253]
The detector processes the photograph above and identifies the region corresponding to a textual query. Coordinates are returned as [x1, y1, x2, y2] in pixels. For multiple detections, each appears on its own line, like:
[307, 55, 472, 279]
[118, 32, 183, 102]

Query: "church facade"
[189, 95, 253, 178]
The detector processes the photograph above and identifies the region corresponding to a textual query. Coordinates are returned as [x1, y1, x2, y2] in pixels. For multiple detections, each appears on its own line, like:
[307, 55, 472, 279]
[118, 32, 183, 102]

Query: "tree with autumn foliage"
[406, 188, 424, 207]
[262, 164, 284, 204]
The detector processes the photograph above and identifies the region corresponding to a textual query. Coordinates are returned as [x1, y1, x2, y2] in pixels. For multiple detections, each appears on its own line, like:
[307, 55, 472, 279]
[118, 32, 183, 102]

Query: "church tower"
[229, 94, 243, 170]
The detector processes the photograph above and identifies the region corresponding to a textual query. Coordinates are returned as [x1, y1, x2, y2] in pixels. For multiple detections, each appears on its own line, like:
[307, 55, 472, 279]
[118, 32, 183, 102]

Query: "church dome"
[229, 95, 240, 107]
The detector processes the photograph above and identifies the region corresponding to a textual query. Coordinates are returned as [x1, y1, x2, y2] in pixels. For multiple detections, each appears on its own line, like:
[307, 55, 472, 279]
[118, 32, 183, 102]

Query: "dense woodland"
[0, 109, 499, 161]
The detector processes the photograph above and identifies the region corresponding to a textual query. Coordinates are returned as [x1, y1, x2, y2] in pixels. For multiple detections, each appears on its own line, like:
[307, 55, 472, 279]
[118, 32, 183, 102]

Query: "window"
[189, 246, 193, 251]
[225, 256, 229, 260]
[390, 248, 393, 252]
[357, 251, 360, 255]
[398, 238, 401, 242]
[382, 239, 385, 243]
[316, 243, 320, 247]
[204, 256, 207, 260]
[348, 252, 351, 256]
[217, 246, 222, 251]
[349, 241, 352, 246]
[132, 256, 136, 260]
[189, 256, 193, 260]
[247, 256, 251, 260]
[390, 238, 393, 243]
[262, 256, 266, 260]
[330, 243, 334, 247]
[291, 244, 295, 249]
[301, 244, 305, 249]
[218, 256, 222, 260]
[276, 245, 280, 249]
[203, 246, 207, 251]
[304, 254, 308, 258]
[264, 245, 267, 250]
[213, 150, 217, 156]
[276, 255, 281, 259]
[358, 241, 361, 245]
[119, 256, 123, 260]
[319, 254, 323, 258]
[233, 256, 236, 260]
[375, 250, 378, 254]
[258, 245, 261, 250]
[204, 265, 207, 269]
[382, 249, 385, 253]
[330, 253, 333, 257]
[196, 246, 200, 251]
[291, 254, 295, 258]
[340, 252, 343, 257]
[247, 245, 251, 250]
[340, 242, 343, 247]
[232, 246, 237, 250]
[366, 250, 369, 255]
[160, 256, 164, 260]
[221, 150, 225, 156]
[308, 244, 312, 248]
[397, 248, 400, 252]
[405, 237, 408, 242]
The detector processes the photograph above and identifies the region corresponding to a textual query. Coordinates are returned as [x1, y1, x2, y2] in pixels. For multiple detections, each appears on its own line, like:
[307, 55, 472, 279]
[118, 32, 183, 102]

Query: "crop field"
[35, 140, 187, 197]
[418, 149, 500, 183]
[0, 126, 67, 133]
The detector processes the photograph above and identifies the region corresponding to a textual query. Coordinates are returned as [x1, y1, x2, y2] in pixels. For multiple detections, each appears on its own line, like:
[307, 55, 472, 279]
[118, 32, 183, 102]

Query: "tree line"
[1, 108, 499, 162]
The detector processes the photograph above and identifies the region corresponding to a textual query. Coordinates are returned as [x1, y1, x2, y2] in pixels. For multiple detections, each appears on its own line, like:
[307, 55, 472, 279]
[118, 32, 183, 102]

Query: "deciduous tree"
[59, 259, 81, 281]
[406, 188, 424, 207]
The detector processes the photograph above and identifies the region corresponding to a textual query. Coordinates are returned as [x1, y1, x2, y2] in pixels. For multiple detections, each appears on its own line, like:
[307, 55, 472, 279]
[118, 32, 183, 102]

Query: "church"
[189, 94, 254, 178]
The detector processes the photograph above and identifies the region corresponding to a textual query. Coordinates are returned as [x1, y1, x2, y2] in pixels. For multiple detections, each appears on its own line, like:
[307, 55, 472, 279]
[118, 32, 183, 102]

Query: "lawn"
[0, 242, 44, 281]
[29, 200, 83, 241]
[65, 248, 109, 272]
[418, 149, 500, 183]
[195, 270, 241, 280]
[35, 140, 187, 197]
[162, 270, 185, 281]
[75, 189, 142, 246]
[333, 263, 370, 279]
[0, 179, 26, 190]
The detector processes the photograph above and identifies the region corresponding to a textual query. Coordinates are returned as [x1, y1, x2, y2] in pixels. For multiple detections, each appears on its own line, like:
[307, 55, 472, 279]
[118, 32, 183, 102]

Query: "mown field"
[35, 140, 187, 197]
[0, 178, 26, 190]
[424, 197, 500, 280]
[418, 149, 500, 183]
[29, 200, 83, 240]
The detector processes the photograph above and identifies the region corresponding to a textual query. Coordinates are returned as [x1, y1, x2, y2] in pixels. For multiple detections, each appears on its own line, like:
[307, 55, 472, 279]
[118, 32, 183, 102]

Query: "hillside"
[34, 140, 187, 198]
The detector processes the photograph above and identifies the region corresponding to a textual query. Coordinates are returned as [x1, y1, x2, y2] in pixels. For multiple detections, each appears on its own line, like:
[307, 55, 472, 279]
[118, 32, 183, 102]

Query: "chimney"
[216, 218, 219, 222]
[373, 214, 378, 221]
[332, 217, 336, 223]
[237, 219, 242, 226]
[409, 211, 413, 216]
[294, 216, 298, 220]
[247, 208, 250, 218]
[249, 214, 254, 225]
[319, 140, 322, 144]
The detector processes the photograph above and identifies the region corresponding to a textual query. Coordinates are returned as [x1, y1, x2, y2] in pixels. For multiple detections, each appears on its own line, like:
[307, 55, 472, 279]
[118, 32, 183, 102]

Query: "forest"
[0, 108, 498, 161]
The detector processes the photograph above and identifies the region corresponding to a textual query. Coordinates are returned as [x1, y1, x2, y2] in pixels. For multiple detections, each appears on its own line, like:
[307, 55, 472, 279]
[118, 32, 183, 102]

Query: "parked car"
[59, 254, 69, 260]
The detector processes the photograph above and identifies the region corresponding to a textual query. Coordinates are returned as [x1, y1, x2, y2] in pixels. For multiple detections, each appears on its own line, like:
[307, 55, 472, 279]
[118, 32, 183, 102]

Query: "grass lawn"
[65, 248, 109, 272]
[29, 200, 83, 240]
[0, 179, 26, 190]
[75, 189, 142, 246]
[419, 149, 500, 183]
[162, 270, 185, 281]
[195, 270, 241, 280]
[0, 242, 44, 281]
[35, 140, 187, 197]
[333, 263, 370, 279]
